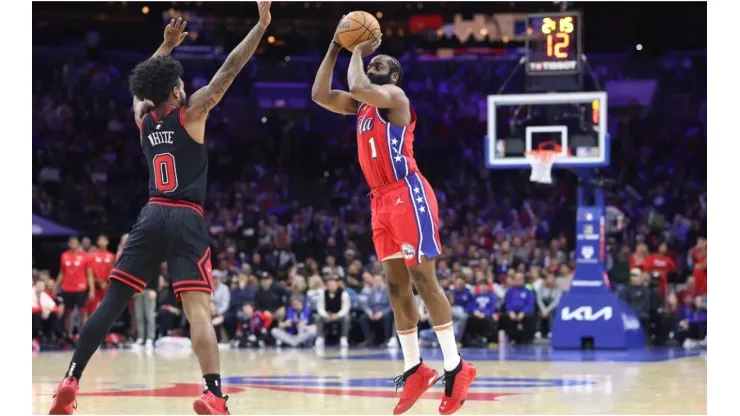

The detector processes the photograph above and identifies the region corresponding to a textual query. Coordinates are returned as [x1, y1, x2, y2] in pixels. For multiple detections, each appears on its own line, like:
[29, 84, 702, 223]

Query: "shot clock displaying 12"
[525, 12, 582, 76]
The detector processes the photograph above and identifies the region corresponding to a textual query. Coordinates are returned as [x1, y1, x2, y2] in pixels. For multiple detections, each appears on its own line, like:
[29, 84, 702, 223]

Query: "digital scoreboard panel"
[525, 12, 582, 76]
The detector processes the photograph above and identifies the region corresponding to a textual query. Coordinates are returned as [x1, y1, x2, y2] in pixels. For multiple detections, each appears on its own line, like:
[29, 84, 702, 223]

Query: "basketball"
[336, 11, 381, 52]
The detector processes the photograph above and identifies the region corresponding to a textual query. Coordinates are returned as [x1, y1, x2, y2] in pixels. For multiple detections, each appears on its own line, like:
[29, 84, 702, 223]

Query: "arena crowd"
[32, 27, 706, 351]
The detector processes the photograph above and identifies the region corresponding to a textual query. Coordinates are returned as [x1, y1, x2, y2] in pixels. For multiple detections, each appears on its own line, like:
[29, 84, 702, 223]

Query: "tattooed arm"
[184, 1, 271, 143]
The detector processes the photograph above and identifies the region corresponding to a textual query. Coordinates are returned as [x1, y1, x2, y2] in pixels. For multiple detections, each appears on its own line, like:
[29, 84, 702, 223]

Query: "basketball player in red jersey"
[311, 27, 476, 415]
[85, 235, 115, 315]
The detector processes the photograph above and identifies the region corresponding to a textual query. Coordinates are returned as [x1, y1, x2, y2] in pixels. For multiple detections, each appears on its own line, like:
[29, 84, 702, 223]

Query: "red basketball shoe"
[193, 391, 230, 415]
[438, 358, 477, 415]
[393, 360, 440, 415]
[48, 377, 78, 415]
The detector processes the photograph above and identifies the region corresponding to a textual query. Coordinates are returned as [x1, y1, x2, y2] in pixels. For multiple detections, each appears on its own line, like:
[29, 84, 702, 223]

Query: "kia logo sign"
[561, 306, 613, 321]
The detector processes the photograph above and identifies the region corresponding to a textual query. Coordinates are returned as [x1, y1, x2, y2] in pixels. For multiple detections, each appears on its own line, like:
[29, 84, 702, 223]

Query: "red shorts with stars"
[369, 172, 442, 266]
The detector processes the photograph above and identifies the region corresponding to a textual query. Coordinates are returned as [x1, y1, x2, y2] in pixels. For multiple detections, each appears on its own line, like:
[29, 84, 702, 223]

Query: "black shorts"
[110, 197, 213, 299]
[61, 291, 87, 310]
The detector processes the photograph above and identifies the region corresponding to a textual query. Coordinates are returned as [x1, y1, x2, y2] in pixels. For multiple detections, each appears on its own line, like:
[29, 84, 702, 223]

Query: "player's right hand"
[354, 35, 382, 57]
[257, 1, 272, 28]
[163, 17, 188, 48]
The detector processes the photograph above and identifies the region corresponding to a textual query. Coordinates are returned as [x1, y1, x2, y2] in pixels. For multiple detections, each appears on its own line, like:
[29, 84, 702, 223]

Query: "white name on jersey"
[147, 131, 175, 146]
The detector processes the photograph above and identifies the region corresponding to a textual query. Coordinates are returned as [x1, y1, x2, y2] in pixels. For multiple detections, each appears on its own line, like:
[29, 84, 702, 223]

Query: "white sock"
[397, 327, 421, 372]
[434, 322, 461, 372]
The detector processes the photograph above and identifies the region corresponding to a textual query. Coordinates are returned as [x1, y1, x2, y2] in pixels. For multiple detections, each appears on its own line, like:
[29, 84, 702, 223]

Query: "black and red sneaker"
[392, 360, 440, 415]
[438, 358, 477, 415]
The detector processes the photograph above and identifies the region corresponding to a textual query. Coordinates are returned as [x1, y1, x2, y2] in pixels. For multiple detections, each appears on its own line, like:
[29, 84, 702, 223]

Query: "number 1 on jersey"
[369, 137, 377, 159]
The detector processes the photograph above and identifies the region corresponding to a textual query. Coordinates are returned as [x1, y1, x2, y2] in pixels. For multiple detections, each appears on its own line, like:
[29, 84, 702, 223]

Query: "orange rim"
[525, 150, 563, 164]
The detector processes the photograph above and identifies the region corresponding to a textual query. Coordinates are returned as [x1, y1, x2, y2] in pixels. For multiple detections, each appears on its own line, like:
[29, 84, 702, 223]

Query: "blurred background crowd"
[32, 2, 707, 351]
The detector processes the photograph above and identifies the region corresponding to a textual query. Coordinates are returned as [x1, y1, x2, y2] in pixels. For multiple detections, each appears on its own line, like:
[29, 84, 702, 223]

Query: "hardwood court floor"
[32, 346, 706, 415]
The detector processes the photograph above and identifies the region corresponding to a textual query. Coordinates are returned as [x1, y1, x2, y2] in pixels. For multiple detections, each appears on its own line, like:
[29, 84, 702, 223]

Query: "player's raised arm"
[133, 17, 189, 127]
[185, 1, 271, 124]
[347, 38, 406, 110]
[311, 18, 358, 115]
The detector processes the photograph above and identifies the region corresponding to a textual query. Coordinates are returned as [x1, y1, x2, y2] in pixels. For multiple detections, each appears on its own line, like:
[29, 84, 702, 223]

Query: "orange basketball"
[336, 11, 381, 52]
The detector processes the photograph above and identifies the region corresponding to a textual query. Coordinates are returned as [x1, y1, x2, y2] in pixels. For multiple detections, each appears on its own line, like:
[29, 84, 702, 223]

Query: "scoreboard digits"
[526, 12, 582, 76]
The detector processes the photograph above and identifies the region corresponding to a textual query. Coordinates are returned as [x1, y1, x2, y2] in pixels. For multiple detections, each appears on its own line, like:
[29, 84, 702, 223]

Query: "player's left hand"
[354, 35, 381, 57]
[163, 17, 189, 48]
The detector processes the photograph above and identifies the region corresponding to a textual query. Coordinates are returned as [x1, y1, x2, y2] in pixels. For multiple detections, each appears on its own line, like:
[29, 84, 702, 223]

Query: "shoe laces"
[393, 362, 423, 396]
[441, 371, 456, 398]
[393, 374, 407, 395]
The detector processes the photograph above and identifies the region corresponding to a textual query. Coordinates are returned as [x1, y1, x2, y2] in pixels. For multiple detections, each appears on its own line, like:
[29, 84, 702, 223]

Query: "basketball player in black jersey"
[49, 3, 272, 415]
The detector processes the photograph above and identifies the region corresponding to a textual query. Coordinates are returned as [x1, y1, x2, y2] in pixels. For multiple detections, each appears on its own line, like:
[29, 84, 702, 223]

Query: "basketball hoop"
[525, 142, 568, 184]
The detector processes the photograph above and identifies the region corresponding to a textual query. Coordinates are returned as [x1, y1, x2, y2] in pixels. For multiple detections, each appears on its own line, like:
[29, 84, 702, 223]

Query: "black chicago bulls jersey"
[140, 106, 208, 205]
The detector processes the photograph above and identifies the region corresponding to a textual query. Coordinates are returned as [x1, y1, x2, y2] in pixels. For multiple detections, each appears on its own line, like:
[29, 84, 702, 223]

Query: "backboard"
[485, 92, 609, 169]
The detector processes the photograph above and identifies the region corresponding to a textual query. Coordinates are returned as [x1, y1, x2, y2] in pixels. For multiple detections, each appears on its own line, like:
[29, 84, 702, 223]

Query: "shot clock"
[525, 12, 582, 76]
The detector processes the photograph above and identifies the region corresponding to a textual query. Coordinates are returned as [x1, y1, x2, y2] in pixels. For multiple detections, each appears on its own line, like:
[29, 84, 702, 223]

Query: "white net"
[525, 151, 561, 184]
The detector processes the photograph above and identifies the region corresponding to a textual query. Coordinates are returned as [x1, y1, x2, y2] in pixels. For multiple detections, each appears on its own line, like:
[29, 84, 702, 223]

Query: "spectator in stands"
[255, 273, 286, 316]
[290, 274, 307, 302]
[630, 243, 649, 270]
[235, 302, 270, 348]
[211, 273, 231, 320]
[644, 242, 677, 295]
[657, 292, 679, 346]
[33, 277, 60, 341]
[677, 276, 697, 301]
[224, 272, 257, 340]
[271, 296, 317, 347]
[450, 274, 474, 311]
[502, 272, 535, 344]
[465, 280, 497, 346]
[535, 272, 562, 339]
[688, 237, 707, 296]
[156, 276, 180, 338]
[208, 300, 225, 343]
[676, 295, 707, 348]
[358, 275, 394, 347]
[133, 263, 160, 348]
[321, 255, 345, 279]
[305, 274, 324, 312]
[620, 268, 653, 334]
[315, 276, 350, 347]
[556, 264, 572, 292]
[609, 245, 633, 290]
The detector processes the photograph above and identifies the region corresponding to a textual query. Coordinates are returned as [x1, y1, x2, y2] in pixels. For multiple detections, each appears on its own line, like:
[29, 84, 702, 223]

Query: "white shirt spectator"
[32, 288, 56, 319]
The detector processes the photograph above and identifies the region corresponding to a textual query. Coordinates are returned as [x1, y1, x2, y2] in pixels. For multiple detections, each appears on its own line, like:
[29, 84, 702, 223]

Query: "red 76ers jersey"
[356, 103, 419, 189]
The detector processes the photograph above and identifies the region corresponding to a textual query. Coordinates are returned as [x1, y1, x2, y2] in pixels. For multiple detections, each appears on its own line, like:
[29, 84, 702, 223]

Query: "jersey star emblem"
[418, 206, 426, 213]
[414, 187, 420, 194]
[416, 196, 423, 203]
[394, 155, 402, 162]
[391, 138, 398, 145]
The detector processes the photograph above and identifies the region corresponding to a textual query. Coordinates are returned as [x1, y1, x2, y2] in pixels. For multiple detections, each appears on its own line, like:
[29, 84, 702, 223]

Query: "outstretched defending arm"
[311, 18, 358, 115]
[347, 38, 407, 110]
[185, 1, 272, 128]
[134, 17, 189, 127]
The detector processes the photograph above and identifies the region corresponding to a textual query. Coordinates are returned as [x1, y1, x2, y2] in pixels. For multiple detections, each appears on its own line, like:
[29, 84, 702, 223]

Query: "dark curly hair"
[128, 56, 183, 106]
